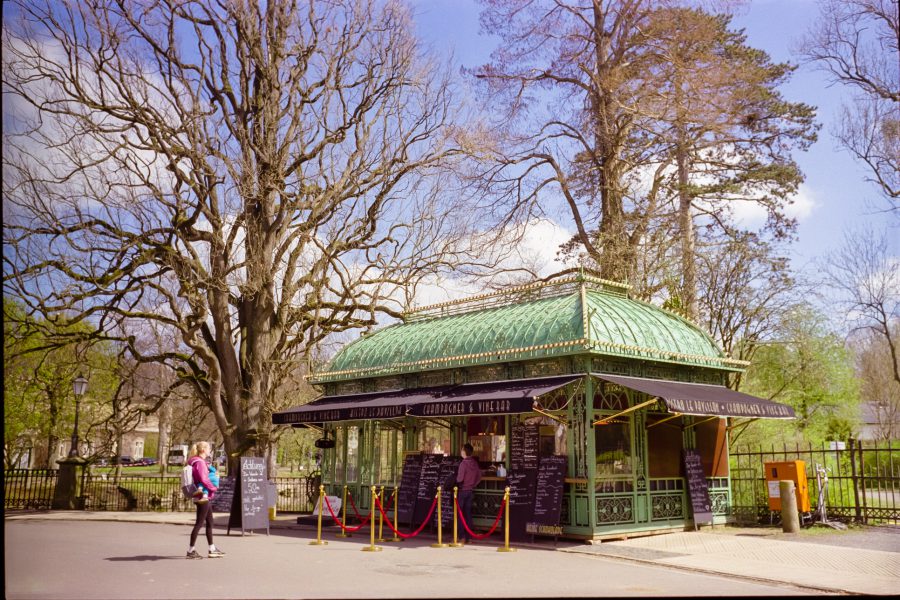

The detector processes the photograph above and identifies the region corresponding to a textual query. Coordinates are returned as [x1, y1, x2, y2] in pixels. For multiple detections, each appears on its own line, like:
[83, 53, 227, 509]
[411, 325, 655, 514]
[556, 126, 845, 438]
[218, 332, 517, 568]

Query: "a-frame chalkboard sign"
[227, 456, 270, 536]
[682, 449, 713, 530]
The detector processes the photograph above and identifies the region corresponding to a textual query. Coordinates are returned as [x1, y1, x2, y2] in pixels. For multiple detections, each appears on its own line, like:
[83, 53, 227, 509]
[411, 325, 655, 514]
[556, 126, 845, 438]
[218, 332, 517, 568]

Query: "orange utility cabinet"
[764, 460, 811, 513]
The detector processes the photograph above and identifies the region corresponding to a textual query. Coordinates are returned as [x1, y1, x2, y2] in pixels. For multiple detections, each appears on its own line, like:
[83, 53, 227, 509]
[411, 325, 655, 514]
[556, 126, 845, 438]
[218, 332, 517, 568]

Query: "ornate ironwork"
[473, 490, 504, 519]
[634, 410, 647, 491]
[596, 495, 634, 524]
[525, 359, 565, 378]
[710, 491, 730, 515]
[651, 493, 684, 520]
[573, 384, 587, 478]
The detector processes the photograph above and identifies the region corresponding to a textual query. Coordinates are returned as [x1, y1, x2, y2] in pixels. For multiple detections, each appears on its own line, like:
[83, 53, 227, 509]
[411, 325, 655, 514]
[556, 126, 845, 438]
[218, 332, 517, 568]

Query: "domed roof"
[311, 274, 746, 383]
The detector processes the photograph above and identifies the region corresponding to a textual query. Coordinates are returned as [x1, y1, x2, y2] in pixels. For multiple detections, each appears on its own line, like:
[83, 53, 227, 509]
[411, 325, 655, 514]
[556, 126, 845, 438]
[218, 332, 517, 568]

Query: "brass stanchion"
[449, 486, 463, 547]
[376, 486, 386, 542]
[497, 487, 516, 552]
[431, 486, 448, 548]
[335, 485, 351, 538]
[309, 485, 328, 546]
[361, 486, 382, 552]
[388, 486, 402, 542]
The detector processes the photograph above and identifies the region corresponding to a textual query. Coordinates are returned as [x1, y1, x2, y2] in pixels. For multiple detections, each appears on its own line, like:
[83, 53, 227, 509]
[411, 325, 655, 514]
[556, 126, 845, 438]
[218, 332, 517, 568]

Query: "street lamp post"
[69, 375, 88, 458]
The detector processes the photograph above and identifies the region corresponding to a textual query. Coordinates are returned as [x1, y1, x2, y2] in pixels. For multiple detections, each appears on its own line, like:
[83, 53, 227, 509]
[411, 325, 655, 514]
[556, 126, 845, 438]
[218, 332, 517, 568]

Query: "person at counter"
[456, 443, 481, 544]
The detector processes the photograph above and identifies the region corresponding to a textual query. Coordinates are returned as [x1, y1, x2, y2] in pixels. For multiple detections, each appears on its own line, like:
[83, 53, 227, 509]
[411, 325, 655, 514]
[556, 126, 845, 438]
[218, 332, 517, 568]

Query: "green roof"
[311, 275, 746, 382]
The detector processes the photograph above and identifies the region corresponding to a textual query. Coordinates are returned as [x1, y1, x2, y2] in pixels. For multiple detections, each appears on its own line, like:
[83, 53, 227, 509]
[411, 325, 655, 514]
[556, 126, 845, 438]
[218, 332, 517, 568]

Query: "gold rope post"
[449, 486, 463, 548]
[376, 486, 386, 542]
[431, 486, 448, 548]
[497, 487, 516, 552]
[388, 487, 402, 542]
[309, 485, 328, 546]
[335, 485, 351, 538]
[361, 486, 382, 552]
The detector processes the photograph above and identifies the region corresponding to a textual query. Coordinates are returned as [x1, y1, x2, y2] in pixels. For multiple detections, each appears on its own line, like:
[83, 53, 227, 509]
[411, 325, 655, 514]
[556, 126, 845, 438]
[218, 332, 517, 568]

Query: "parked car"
[116, 456, 134, 465]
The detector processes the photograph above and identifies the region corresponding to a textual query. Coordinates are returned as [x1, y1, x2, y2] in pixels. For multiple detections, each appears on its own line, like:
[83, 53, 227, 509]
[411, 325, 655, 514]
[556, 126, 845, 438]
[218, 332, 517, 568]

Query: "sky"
[409, 0, 898, 281]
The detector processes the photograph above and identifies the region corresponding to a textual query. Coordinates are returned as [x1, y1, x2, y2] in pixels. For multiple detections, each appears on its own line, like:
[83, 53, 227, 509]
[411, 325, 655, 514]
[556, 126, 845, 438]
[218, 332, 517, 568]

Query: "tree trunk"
[45, 394, 60, 469]
[592, 3, 630, 283]
[157, 400, 171, 474]
[677, 146, 698, 319]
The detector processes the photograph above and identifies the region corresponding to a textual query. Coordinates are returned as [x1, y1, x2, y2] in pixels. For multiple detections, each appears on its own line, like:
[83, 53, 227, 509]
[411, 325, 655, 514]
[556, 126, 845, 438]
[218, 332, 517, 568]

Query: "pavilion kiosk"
[274, 273, 794, 540]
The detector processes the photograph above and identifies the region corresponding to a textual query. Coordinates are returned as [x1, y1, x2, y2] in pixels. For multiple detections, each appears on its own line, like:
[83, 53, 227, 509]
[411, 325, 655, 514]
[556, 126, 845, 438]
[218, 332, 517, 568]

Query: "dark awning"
[408, 375, 582, 417]
[272, 375, 582, 424]
[593, 373, 795, 419]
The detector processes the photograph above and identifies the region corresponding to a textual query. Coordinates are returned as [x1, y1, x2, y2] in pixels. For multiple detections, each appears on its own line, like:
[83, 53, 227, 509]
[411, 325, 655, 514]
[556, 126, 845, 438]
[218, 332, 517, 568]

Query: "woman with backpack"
[186, 441, 225, 559]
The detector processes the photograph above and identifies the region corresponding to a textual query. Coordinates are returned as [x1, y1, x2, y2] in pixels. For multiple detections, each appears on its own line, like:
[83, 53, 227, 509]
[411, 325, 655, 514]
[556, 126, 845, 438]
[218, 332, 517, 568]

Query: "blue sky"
[410, 0, 897, 275]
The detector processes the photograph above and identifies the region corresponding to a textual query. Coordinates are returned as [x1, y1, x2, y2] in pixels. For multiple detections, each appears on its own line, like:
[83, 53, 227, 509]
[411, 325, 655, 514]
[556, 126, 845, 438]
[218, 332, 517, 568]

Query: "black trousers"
[459, 489, 474, 541]
[190, 501, 214, 546]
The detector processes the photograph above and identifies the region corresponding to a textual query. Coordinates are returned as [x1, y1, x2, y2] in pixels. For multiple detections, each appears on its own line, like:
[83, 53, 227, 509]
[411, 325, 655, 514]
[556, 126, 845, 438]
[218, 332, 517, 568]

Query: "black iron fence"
[730, 439, 899, 525]
[11, 441, 896, 523]
[4, 470, 315, 513]
[3, 469, 58, 510]
[81, 474, 194, 512]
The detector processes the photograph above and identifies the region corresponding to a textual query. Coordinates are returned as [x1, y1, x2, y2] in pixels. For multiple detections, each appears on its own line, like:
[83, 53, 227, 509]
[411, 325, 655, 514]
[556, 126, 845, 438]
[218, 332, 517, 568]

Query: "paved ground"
[5, 511, 900, 597]
[562, 526, 900, 595]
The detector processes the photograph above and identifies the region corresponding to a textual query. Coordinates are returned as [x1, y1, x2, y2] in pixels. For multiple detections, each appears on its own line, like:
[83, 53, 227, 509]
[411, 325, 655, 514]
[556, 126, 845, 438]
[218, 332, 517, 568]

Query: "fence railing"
[7, 441, 897, 523]
[81, 475, 195, 512]
[730, 439, 899, 525]
[4, 470, 315, 513]
[3, 469, 58, 510]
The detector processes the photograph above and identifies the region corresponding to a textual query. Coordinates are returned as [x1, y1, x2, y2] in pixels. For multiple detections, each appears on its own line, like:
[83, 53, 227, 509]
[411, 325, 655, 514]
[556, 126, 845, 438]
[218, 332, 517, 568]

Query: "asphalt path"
[5, 520, 809, 599]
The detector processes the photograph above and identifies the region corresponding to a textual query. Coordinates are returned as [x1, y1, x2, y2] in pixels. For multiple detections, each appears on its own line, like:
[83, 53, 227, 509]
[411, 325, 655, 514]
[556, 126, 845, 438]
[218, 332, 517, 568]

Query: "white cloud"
[405, 217, 576, 311]
[728, 183, 817, 229]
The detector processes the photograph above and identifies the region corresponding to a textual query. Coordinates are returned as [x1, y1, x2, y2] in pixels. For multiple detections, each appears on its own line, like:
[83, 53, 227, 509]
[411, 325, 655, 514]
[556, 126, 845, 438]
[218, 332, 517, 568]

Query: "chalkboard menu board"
[239, 457, 269, 534]
[397, 453, 423, 525]
[682, 449, 713, 529]
[510, 423, 540, 472]
[433, 456, 463, 526]
[506, 470, 537, 542]
[510, 424, 525, 471]
[211, 476, 235, 512]
[530, 455, 566, 534]
[413, 454, 444, 527]
[522, 425, 540, 470]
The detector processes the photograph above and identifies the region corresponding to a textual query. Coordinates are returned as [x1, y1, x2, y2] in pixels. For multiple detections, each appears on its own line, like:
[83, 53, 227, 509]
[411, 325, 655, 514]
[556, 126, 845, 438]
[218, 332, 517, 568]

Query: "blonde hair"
[189, 441, 210, 458]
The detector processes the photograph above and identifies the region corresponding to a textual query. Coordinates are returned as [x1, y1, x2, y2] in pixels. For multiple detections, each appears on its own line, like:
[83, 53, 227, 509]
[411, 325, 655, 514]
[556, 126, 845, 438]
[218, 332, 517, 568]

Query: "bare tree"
[800, 0, 899, 207]
[695, 232, 802, 389]
[822, 228, 900, 385]
[854, 327, 900, 440]
[3, 0, 496, 472]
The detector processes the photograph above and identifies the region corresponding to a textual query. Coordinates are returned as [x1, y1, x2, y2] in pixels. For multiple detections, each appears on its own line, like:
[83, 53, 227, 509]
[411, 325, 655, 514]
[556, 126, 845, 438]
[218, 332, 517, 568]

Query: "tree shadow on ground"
[104, 555, 181, 561]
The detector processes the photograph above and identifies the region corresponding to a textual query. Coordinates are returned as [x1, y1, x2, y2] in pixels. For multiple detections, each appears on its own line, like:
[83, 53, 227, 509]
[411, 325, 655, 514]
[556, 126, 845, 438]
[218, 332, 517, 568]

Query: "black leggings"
[190, 501, 214, 546]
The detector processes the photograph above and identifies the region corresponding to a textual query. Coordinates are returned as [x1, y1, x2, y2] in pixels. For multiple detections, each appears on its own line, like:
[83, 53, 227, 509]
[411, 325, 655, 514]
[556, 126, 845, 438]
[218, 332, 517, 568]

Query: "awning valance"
[593, 373, 795, 419]
[272, 375, 582, 425]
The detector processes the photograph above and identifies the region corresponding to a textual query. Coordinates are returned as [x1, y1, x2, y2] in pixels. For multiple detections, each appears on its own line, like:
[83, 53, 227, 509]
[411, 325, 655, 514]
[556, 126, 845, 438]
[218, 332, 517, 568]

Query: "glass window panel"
[595, 418, 632, 477]
[374, 427, 397, 484]
[346, 426, 360, 482]
[418, 423, 450, 455]
[333, 427, 345, 483]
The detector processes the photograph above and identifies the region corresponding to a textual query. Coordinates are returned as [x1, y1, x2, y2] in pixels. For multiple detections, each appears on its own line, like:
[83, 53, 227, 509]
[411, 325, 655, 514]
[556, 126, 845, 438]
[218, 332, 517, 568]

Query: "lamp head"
[73, 375, 88, 397]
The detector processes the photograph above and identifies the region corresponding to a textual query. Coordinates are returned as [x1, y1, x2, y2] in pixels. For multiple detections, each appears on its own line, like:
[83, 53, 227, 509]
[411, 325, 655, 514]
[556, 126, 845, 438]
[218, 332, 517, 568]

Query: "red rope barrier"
[323, 494, 371, 532]
[373, 495, 438, 539]
[455, 496, 506, 539]
[346, 489, 363, 520]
